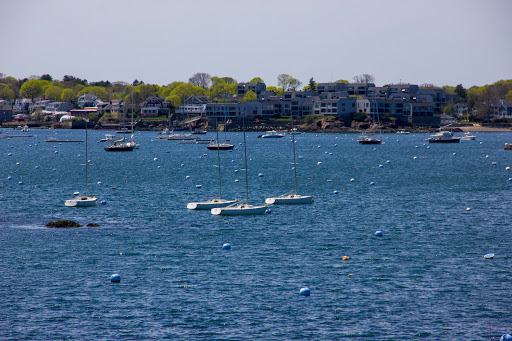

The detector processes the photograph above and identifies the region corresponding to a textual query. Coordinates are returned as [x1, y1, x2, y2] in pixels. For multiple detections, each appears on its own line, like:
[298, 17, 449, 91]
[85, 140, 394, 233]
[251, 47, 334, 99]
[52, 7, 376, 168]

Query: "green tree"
[221, 77, 237, 84]
[77, 86, 109, 101]
[242, 90, 257, 103]
[454, 84, 467, 99]
[61, 88, 76, 103]
[20, 79, 45, 101]
[44, 85, 63, 101]
[249, 77, 264, 84]
[304, 114, 316, 124]
[266, 86, 284, 96]
[210, 83, 236, 102]
[308, 77, 317, 91]
[40, 74, 53, 82]
[0, 84, 15, 100]
[334, 79, 349, 84]
[165, 83, 206, 108]
[505, 90, 512, 102]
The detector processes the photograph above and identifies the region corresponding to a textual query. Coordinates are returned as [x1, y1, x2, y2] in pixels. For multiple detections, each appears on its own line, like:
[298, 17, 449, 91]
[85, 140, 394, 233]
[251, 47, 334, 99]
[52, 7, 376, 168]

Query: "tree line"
[1, 72, 511, 122]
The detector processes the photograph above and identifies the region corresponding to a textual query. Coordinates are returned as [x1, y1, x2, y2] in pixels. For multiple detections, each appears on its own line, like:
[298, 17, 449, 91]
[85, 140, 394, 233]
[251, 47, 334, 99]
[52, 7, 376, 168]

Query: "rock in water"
[86, 223, 100, 227]
[46, 219, 82, 228]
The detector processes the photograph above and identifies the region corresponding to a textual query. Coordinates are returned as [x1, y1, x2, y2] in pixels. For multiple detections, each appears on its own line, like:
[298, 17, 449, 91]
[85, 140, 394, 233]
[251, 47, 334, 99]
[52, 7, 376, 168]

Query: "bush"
[304, 114, 317, 124]
[353, 112, 368, 122]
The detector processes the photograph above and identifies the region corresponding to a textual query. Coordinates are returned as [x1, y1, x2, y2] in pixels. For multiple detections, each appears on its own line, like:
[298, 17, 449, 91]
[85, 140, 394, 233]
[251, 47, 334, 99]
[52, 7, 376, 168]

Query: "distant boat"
[266, 112, 313, 205]
[206, 91, 234, 150]
[396, 130, 410, 134]
[358, 133, 382, 144]
[359, 97, 382, 144]
[106, 87, 138, 151]
[192, 128, 207, 134]
[258, 130, 285, 138]
[207, 141, 234, 150]
[65, 120, 97, 207]
[43, 137, 83, 143]
[460, 132, 476, 140]
[99, 134, 116, 142]
[211, 115, 267, 216]
[504, 143, 512, 150]
[427, 131, 460, 143]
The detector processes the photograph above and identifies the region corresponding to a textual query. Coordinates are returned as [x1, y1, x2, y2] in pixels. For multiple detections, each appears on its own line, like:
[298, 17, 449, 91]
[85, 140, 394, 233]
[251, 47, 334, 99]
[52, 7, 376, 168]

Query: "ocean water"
[1, 128, 511, 340]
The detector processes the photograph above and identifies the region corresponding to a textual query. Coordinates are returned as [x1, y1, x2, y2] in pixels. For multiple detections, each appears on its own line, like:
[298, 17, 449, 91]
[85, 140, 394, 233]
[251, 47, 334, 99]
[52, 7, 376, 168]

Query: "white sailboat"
[265, 112, 313, 205]
[358, 96, 382, 144]
[211, 116, 267, 216]
[187, 114, 237, 210]
[207, 91, 234, 150]
[105, 86, 136, 151]
[65, 120, 97, 207]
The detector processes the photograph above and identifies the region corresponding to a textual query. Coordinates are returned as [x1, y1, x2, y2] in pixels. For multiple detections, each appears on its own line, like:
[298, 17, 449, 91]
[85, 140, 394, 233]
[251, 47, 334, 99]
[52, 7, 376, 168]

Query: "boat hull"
[358, 139, 382, 144]
[105, 144, 135, 151]
[211, 204, 267, 215]
[428, 138, 460, 143]
[187, 199, 237, 210]
[207, 143, 234, 150]
[265, 195, 314, 205]
[65, 196, 97, 207]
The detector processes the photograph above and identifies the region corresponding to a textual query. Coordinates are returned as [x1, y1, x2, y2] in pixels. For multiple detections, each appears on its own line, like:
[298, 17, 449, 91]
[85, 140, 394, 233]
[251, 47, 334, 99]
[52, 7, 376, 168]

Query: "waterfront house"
[13, 99, 31, 114]
[0, 105, 13, 122]
[45, 102, 74, 112]
[175, 95, 208, 116]
[78, 94, 99, 109]
[141, 97, 170, 117]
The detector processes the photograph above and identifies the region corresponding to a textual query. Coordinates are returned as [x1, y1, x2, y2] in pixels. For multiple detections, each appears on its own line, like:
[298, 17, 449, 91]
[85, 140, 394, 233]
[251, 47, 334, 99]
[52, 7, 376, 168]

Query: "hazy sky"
[2, 0, 511, 88]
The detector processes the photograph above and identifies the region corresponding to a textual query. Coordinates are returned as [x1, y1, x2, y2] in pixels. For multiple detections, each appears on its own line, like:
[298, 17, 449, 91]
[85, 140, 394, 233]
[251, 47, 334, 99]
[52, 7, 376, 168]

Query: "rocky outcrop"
[46, 220, 82, 228]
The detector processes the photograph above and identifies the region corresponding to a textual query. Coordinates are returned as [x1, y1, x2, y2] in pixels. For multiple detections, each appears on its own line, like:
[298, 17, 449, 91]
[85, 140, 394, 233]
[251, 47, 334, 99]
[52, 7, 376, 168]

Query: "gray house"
[78, 94, 99, 109]
[237, 83, 266, 96]
[0, 105, 13, 122]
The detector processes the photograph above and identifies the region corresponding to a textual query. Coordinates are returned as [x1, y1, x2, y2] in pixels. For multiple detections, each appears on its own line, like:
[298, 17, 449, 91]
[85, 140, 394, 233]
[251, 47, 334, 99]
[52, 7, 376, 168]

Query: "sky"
[1, 0, 511, 89]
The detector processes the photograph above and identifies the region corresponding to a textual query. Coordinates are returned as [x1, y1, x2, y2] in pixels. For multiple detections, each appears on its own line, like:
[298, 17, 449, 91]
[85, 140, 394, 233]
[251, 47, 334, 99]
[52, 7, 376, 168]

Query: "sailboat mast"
[216, 118, 222, 199]
[85, 119, 88, 196]
[243, 114, 249, 204]
[122, 85, 126, 133]
[291, 112, 298, 194]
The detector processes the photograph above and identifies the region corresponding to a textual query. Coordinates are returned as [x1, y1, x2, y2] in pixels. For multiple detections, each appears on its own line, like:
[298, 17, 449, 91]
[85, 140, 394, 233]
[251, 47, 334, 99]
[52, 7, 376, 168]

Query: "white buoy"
[185, 175, 190, 179]
[426, 146, 430, 149]
[157, 166, 161, 168]
[8, 153, 12, 156]
[258, 173, 264, 177]
[234, 170, 239, 173]
[500, 334, 512, 341]
[466, 207, 471, 211]
[35, 166, 39, 169]
[299, 287, 310, 296]
[110, 274, 121, 282]
[181, 164, 185, 167]
[235, 179, 239, 182]
[415, 146, 418, 148]
[18, 181, 23, 185]
[375, 231, 383, 237]
[350, 178, 355, 182]
[506, 167, 510, 171]
[196, 185, 201, 188]
[329, 152, 333, 155]
[370, 181, 375, 185]
[484, 253, 494, 259]
[378, 165, 383, 168]
[485, 155, 489, 158]
[452, 153, 456, 156]
[54, 151, 58, 154]
[7, 176, 12, 180]
[16, 162, 20, 165]
[508, 178, 512, 181]
[492, 162, 497, 166]
[153, 157, 158, 161]
[333, 190, 339, 194]
[222, 243, 231, 250]
[97, 181, 102, 184]
[413, 156, 417, 159]
[327, 179, 332, 182]
[386, 160, 391, 163]
[317, 162, 322, 165]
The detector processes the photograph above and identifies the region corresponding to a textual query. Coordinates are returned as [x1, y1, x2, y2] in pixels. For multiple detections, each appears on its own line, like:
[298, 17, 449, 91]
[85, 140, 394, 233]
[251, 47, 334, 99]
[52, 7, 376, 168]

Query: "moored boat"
[427, 131, 460, 143]
[258, 130, 285, 138]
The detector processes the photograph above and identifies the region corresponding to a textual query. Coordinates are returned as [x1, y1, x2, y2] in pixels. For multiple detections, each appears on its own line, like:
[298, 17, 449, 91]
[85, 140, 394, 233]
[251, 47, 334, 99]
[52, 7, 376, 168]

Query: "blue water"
[1, 128, 511, 340]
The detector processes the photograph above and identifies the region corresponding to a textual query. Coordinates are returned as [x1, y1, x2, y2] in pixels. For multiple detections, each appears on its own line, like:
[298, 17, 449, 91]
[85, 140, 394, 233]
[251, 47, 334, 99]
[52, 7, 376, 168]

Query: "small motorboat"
[358, 134, 382, 144]
[207, 141, 234, 150]
[460, 132, 476, 140]
[427, 131, 460, 143]
[258, 130, 285, 138]
[504, 143, 512, 150]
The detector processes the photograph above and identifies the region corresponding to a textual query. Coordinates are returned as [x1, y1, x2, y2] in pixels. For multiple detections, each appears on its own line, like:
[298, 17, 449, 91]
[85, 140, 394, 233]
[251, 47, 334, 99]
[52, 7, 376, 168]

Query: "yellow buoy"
[348, 274, 352, 277]
[342, 256, 350, 261]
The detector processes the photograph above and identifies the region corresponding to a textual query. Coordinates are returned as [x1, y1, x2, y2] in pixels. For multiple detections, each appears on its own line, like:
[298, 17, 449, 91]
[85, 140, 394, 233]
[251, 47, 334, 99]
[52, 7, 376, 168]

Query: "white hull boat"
[265, 194, 314, 205]
[65, 196, 97, 207]
[460, 132, 476, 140]
[211, 204, 267, 216]
[187, 199, 237, 210]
